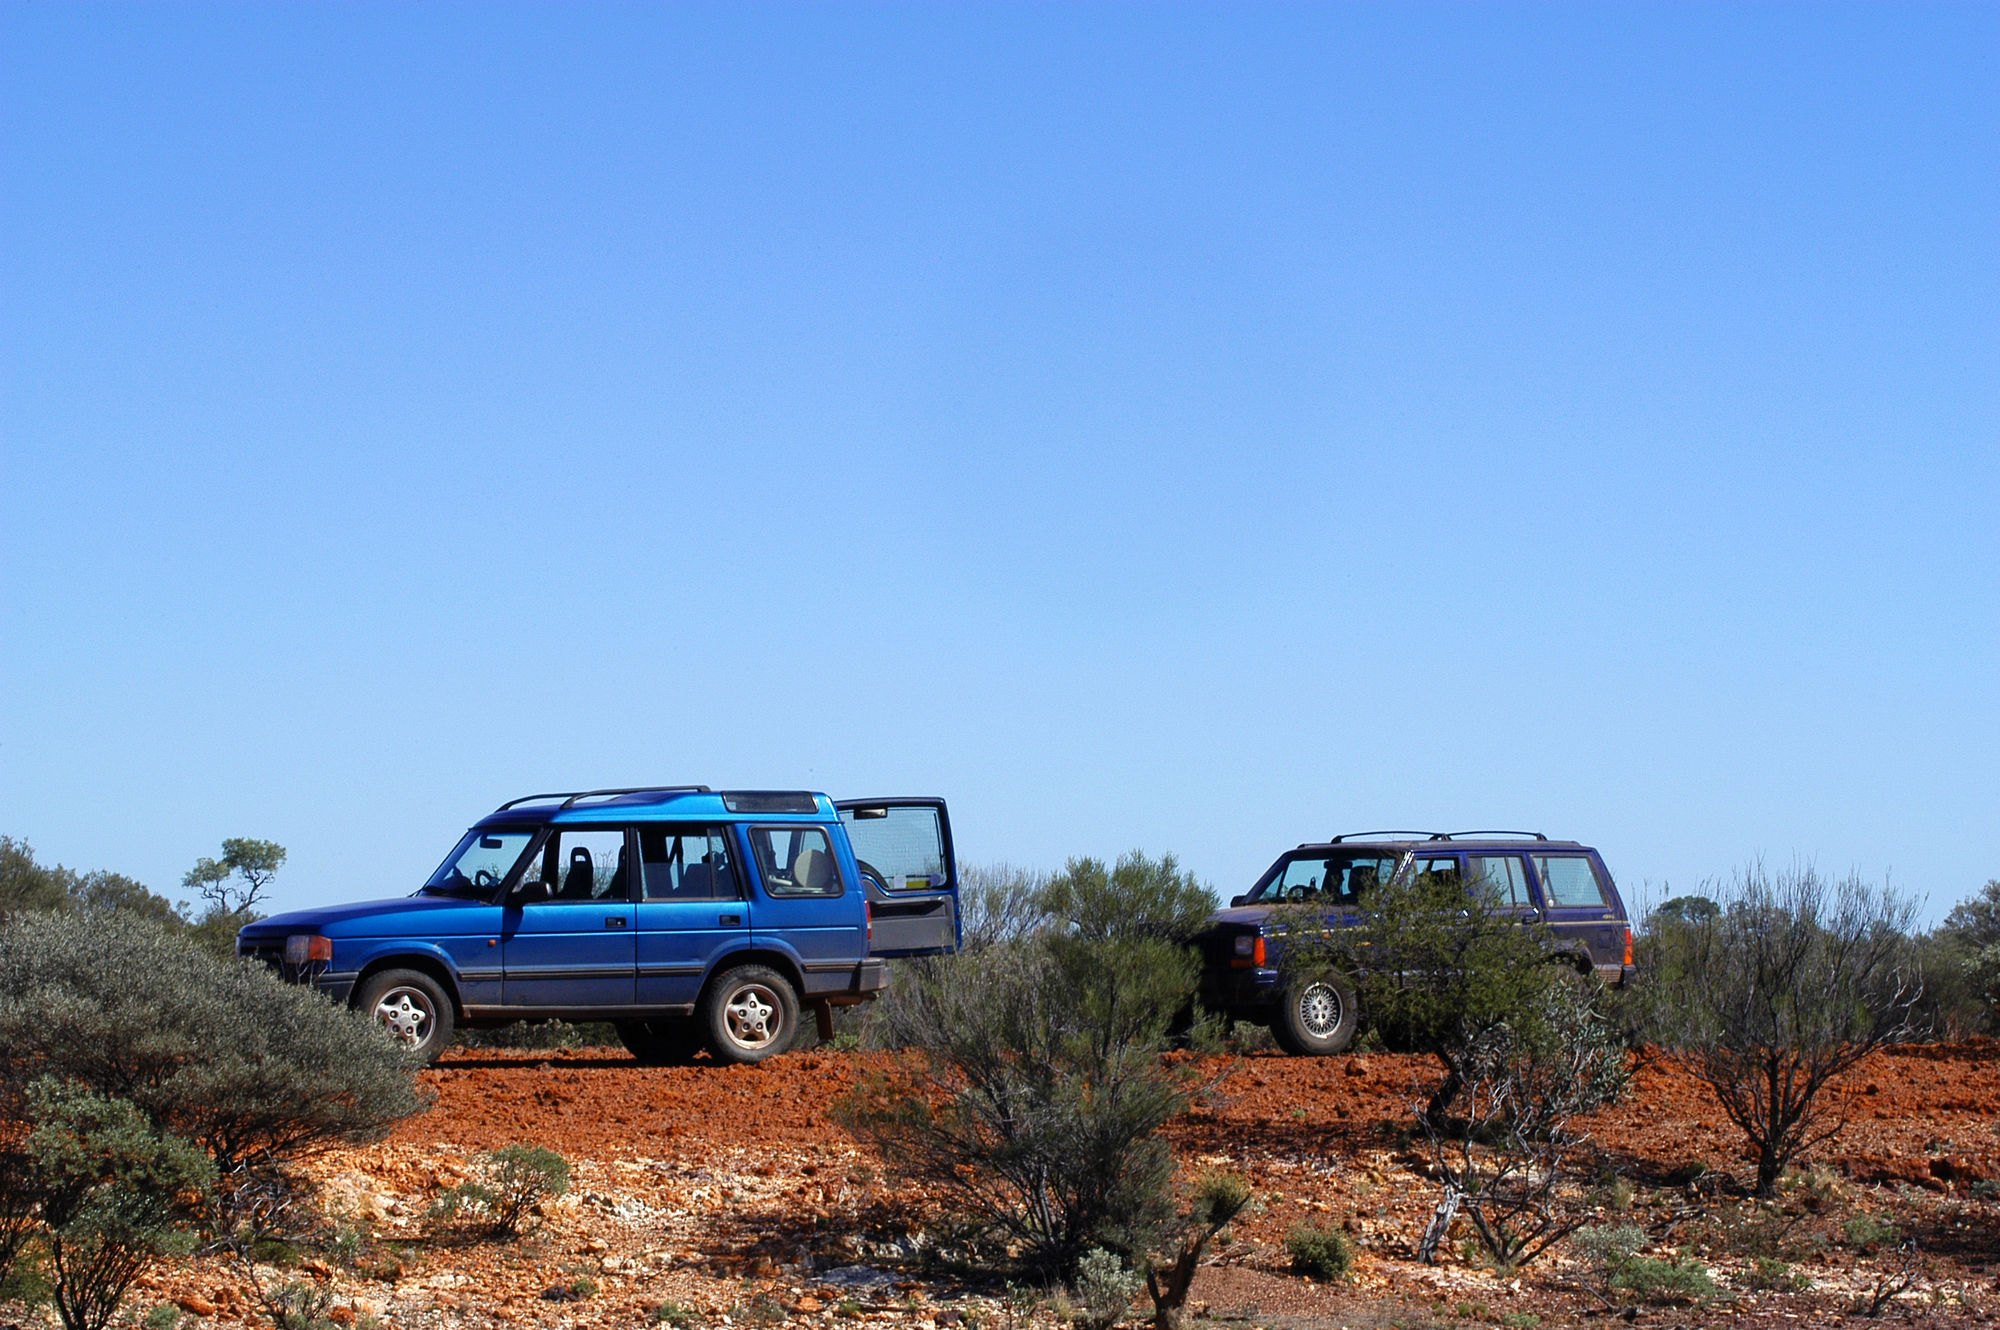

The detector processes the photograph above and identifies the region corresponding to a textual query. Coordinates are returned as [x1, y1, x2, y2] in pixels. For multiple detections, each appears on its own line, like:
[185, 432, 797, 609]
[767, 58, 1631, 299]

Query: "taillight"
[1623, 927, 1634, 967]
[865, 900, 872, 945]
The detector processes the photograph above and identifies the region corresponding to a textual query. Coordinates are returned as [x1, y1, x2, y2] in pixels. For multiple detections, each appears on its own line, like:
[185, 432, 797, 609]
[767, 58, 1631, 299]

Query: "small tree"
[182, 838, 286, 917]
[1141, 1172, 1253, 1330]
[1640, 864, 1921, 1196]
[1289, 860, 1565, 1124]
[1414, 974, 1625, 1270]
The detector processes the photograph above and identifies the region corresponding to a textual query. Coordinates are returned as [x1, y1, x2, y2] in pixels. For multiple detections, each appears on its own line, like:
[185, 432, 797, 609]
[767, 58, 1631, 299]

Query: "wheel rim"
[1297, 981, 1342, 1039]
[722, 983, 783, 1049]
[373, 987, 434, 1045]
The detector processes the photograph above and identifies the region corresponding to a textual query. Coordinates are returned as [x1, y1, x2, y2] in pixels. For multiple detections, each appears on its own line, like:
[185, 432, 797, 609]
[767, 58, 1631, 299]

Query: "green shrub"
[1072, 1248, 1142, 1330]
[428, 1145, 569, 1239]
[1746, 1256, 1811, 1292]
[1843, 1213, 1897, 1253]
[1572, 1224, 1715, 1305]
[141, 1303, 181, 1330]
[1285, 1221, 1355, 1280]
[0, 911, 427, 1178]
[21, 1079, 215, 1330]
[1142, 1173, 1254, 1330]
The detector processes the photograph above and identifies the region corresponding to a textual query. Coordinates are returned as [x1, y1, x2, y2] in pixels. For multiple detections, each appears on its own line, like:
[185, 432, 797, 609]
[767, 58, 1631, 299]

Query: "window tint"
[1535, 855, 1607, 908]
[1258, 855, 1397, 904]
[1470, 855, 1532, 908]
[840, 805, 946, 891]
[639, 827, 740, 901]
[519, 828, 630, 904]
[749, 826, 842, 898]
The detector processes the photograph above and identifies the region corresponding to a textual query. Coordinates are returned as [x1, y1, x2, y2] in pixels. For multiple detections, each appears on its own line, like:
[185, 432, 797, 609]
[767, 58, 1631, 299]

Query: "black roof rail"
[1328, 830, 1445, 843]
[494, 785, 711, 813]
[1445, 829, 1549, 841]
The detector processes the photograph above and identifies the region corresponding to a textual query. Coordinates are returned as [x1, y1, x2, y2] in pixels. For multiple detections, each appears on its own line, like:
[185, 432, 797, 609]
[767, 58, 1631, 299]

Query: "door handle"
[604, 916, 627, 929]
[719, 914, 741, 926]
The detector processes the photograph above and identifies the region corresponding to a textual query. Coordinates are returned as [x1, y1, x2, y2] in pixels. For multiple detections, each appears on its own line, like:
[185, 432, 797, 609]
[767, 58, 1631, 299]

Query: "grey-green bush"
[0, 910, 427, 1177]
[835, 933, 1199, 1281]
[20, 1079, 215, 1330]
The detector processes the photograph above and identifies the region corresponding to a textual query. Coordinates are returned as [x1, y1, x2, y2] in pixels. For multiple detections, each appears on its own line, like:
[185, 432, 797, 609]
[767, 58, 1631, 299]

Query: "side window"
[748, 825, 842, 898]
[1535, 855, 1608, 908]
[839, 805, 946, 892]
[1412, 855, 1462, 887]
[518, 828, 630, 904]
[1470, 855, 1531, 908]
[1265, 856, 1397, 904]
[639, 827, 741, 901]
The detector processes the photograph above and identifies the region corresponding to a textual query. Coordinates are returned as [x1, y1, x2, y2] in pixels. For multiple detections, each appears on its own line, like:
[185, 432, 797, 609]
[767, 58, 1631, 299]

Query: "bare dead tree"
[1640, 864, 1922, 1196]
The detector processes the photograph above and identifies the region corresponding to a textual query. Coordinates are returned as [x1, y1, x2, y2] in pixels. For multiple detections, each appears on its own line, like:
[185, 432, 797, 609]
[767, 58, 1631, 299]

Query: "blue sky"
[3, 3, 1994, 923]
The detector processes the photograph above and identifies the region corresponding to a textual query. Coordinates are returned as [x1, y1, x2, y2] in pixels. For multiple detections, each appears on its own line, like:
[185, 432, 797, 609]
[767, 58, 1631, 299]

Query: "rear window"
[840, 804, 948, 892]
[1535, 855, 1608, 908]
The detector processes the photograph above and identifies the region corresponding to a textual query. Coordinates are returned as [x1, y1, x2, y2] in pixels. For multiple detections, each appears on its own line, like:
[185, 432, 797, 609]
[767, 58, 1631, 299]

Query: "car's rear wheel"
[699, 965, 799, 1064]
[615, 1018, 704, 1066]
[354, 968, 455, 1064]
[1270, 972, 1358, 1056]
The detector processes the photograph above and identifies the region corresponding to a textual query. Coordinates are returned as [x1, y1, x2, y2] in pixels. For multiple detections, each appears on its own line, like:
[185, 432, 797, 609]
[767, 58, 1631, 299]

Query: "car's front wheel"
[1270, 972, 1358, 1056]
[698, 965, 799, 1064]
[354, 968, 455, 1064]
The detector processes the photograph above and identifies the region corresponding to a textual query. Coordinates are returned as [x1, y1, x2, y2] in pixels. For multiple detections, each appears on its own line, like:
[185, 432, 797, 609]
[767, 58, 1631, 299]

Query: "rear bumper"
[802, 959, 889, 998]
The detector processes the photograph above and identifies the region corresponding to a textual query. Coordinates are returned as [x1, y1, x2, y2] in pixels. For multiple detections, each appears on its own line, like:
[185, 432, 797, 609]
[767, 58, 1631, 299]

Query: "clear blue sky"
[3, 4, 1994, 923]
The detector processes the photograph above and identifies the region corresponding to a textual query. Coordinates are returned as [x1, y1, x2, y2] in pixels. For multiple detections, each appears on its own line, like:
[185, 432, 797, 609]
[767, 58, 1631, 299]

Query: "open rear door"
[835, 797, 960, 956]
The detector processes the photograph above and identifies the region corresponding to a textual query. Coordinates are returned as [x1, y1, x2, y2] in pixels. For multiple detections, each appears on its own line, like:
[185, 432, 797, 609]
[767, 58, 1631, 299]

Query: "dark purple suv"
[1192, 831, 1636, 1056]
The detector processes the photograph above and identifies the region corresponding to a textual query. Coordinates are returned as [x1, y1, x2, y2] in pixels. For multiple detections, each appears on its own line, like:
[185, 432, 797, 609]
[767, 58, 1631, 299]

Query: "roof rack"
[494, 786, 711, 813]
[1327, 830, 1445, 843]
[1444, 830, 1549, 841]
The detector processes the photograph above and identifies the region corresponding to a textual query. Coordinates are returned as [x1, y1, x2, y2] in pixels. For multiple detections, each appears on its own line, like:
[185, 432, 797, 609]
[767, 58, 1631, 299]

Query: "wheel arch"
[699, 948, 805, 1001]
[352, 952, 463, 1016]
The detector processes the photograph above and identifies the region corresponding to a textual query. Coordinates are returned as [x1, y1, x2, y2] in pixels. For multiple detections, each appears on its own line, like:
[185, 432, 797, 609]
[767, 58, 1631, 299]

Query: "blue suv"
[238, 787, 960, 1064]
[1192, 831, 1636, 1056]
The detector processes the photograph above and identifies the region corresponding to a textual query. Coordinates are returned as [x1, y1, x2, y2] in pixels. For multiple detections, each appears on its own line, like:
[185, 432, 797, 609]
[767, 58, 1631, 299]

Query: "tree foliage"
[1035, 851, 1218, 945]
[181, 839, 286, 918]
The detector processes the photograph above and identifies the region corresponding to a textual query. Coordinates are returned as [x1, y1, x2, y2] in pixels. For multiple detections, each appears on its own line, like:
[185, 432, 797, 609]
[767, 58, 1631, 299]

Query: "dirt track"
[121, 1042, 2000, 1329]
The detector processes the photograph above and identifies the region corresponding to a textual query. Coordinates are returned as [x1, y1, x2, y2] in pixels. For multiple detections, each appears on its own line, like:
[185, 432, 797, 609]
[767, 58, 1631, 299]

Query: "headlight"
[284, 934, 333, 965]
[1233, 936, 1256, 957]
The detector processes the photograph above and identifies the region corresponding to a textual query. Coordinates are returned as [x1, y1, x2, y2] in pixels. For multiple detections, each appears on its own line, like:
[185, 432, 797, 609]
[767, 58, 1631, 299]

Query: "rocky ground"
[39, 1041, 2000, 1330]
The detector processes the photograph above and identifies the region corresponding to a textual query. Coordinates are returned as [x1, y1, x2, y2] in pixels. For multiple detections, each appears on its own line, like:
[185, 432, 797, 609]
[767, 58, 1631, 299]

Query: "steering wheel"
[473, 869, 498, 888]
[855, 858, 891, 893]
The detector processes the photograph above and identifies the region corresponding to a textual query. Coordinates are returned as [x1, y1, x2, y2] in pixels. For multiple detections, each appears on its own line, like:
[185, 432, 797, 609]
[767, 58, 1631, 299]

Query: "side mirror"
[1230, 894, 1248, 907]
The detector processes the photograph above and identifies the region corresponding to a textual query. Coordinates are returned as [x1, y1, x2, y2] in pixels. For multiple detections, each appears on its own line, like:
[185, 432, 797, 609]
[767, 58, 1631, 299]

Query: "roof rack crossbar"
[1328, 830, 1446, 844]
[495, 786, 711, 813]
[1445, 829, 1549, 841]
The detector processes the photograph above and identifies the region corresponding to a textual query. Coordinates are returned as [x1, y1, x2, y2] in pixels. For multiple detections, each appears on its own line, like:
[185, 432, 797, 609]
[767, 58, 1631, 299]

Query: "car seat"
[561, 847, 595, 900]
[792, 847, 832, 893]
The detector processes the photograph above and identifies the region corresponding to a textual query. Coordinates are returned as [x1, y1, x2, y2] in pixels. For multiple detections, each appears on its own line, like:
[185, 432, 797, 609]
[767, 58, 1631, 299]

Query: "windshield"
[1245, 852, 1401, 905]
[423, 829, 536, 896]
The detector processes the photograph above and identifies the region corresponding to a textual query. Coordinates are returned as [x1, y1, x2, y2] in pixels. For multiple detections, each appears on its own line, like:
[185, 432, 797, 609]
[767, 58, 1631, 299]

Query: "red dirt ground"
[93, 1041, 2000, 1330]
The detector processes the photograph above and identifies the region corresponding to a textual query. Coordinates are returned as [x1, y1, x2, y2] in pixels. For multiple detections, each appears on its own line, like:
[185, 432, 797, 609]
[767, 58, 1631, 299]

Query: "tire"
[354, 968, 455, 1064]
[615, 1018, 703, 1066]
[1270, 972, 1358, 1056]
[698, 965, 799, 1065]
